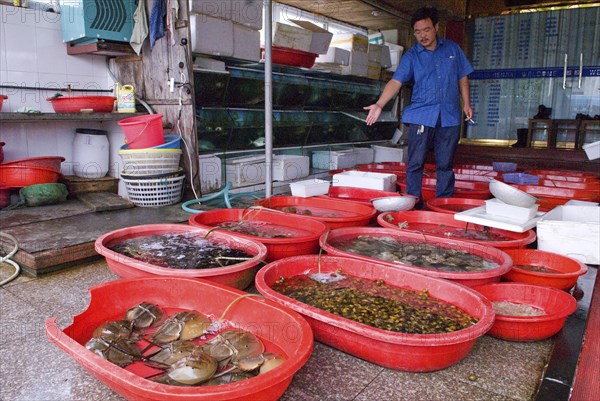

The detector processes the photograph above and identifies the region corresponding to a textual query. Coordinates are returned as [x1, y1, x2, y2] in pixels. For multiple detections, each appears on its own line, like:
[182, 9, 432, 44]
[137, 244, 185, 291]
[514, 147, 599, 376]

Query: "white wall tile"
[24, 124, 59, 156]
[0, 22, 7, 72]
[0, 123, 28, 160]
[0, 5, 33, 26]
[2, 71, 42, 111]
[66, 53, 95, 78]
[32, 8, 62, 31]
[4, 24, 38, 73]
[36, 27, 67, 74]
[64, 74, 111, 92]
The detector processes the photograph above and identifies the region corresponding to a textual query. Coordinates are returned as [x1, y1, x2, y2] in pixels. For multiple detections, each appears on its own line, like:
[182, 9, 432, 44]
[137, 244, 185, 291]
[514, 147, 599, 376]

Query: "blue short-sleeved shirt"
[392, 37, 473, 128]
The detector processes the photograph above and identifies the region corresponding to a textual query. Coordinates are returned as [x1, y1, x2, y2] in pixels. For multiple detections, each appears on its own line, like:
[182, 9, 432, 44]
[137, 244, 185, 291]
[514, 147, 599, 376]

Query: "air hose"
[0, 232, 20, 286]
[181, 182, 263, 214]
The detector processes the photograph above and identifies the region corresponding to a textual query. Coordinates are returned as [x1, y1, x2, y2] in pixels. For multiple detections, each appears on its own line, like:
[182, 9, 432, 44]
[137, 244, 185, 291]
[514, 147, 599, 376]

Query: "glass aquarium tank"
[196, 108, 234, 152]
[228, 108, 274, 150]
[273, 111, 310, 147]
[193, 70, 230, 107]
[306, 112, 348, 145]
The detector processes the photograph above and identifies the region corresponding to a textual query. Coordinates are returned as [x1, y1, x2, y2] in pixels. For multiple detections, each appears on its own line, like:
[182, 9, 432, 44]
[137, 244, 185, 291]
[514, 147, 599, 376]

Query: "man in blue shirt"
[365, 6, 474, 207]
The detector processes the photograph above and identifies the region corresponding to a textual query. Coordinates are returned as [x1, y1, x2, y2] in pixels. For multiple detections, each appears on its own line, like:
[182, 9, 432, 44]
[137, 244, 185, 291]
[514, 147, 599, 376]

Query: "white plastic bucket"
[72, 129, 109, 179]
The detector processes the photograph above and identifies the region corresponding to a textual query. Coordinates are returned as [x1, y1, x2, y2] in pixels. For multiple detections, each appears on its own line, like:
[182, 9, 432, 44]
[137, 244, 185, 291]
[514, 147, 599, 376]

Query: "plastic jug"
[116, 83, 136, 113]
[72, 129, 109, 179]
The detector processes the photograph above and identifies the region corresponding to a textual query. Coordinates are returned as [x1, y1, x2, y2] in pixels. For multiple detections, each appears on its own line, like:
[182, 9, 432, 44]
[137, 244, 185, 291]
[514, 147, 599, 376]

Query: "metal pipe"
[264, 0, 273, 198]
[562, 53, 568, 90]
[578, 52, 583, 89]
[0, 84, 112, 93]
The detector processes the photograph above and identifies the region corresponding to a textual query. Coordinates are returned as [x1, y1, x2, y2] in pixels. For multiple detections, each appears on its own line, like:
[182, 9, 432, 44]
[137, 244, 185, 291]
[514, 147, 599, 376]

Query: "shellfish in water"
[125, 302, 164, 329]
[152, 311, 211, 343]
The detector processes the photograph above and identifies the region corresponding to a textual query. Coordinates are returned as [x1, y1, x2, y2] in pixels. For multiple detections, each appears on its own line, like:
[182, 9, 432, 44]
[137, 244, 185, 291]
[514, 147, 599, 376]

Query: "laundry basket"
[121, 170, 185, 207]
[118, 147, 182, 176]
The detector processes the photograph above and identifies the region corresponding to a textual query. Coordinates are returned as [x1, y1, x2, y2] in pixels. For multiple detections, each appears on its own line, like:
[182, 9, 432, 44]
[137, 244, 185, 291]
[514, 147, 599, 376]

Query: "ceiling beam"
[360, 0, 411, 21]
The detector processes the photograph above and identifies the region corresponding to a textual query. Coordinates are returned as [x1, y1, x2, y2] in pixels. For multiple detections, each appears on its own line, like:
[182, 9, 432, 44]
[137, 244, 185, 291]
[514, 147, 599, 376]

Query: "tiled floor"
[0, 259, 558, 401]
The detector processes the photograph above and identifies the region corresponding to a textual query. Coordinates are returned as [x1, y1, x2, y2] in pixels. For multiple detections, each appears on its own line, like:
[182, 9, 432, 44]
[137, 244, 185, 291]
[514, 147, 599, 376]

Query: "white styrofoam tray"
[454, 206, 545, 233]
[290, 179, 330, 198]
[332, 170, 397, 192]
[485, 198, 539, 223]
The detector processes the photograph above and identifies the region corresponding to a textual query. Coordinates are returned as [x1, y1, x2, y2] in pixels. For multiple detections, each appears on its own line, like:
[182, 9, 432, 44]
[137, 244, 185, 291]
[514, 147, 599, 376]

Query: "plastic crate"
[493, 162, 517, 172]
[502, 173, 539, 186]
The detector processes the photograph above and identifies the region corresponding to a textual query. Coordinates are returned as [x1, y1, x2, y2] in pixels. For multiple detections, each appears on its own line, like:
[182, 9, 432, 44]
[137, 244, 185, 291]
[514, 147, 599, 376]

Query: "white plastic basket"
[122, 173, 185, 207]
[118, 148, 182, 176]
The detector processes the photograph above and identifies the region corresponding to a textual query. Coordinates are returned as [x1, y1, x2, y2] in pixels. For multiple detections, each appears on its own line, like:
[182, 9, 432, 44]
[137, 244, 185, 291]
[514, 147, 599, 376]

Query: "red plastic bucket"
[473, 283, 577, 342]
[188, 208, 328, 262]
[254, 196, 376, 229]
[377, 210, 536, 250]
[426, 197, 486, 214]
[46, 277, 313, 401]
[255, 255, 494, 372]
[502, 248, 588, 291]
[320, 227, 512, 287]
[95, 224, 267, 290]
[118, 114, 164, 149]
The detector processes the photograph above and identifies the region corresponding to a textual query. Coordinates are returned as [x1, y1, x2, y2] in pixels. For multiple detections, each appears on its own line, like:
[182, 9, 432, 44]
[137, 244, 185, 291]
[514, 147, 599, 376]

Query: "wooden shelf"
[0, 112, 144, 122]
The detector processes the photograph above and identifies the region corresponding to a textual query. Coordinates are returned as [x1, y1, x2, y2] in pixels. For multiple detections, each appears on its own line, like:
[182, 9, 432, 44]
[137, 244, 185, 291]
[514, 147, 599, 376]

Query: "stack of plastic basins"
[117, 115, 184, 207]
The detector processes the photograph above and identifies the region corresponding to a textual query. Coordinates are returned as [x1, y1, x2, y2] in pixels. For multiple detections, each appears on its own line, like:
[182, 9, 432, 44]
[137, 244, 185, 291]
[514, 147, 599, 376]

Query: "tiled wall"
[0, 4, 126, 185]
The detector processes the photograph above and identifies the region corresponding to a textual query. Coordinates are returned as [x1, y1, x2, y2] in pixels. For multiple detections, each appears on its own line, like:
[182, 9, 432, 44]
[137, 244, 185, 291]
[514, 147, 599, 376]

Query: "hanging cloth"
[166, 0, 180, 45]
[149, 0, 167, 49]
[130, 0, 148, 55]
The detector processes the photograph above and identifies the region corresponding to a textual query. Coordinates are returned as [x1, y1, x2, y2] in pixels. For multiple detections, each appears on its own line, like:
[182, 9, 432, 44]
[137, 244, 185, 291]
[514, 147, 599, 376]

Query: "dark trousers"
[406, 123, 460, 205]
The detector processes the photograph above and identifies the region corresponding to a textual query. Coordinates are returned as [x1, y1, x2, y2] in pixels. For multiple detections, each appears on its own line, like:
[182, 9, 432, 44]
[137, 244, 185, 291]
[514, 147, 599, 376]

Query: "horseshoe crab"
[152, 311, 211, 344]
[85, 337, 141, 368]
[125, 302, 164, 329]
[202, 330, 265, 368]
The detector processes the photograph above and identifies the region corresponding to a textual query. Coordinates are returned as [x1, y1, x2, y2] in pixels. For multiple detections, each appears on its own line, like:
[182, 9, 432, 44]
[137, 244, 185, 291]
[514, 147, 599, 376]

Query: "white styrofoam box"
[312, 150, 357, 170]
[332, 170, 397, 192]
[233, 23, 260, 61]
[225, 155, 266, 187]
[354, 147, 374, 165]
[231, 0, 263, 30]
[290, 179, 331, 198]
[316, 47, 350, 66]
[367, 61, 382, 80]
[273, 155, 310, 181]
[386, 43, 404, 72]
[368, 43, 384, 63]
[189, 0, 232, 19]
[272, 22, 313, 53]
[537, 205, 600, 264]
[191, 15, 234, 56]
[582, 140, 600, 160]
[193, 56, 227, 72]
[341, 50, 368, 77]
[485, 198, 539, 223]
[199, 153, 223, 193]
[379, 45, 392, 68]
[289, 20, 333, 55]
[372, 144, 407, 162]
[330, 33, 369, 53]
[368, 32, 384, 45]
[564, 199, 599, 206]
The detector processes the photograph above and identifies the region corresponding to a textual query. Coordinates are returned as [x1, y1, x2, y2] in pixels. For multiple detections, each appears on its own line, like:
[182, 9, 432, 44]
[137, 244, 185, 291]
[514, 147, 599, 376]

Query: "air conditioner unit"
[59, 0, 135, 45]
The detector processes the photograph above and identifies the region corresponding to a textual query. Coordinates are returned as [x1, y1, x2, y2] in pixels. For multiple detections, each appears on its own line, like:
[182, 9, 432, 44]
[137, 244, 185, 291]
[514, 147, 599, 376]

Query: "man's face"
[413, 18, 438, 50]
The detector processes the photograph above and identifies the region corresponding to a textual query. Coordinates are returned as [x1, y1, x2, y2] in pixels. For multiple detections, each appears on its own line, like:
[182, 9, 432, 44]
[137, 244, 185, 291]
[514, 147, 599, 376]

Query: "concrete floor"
[0, 259, 556, 401]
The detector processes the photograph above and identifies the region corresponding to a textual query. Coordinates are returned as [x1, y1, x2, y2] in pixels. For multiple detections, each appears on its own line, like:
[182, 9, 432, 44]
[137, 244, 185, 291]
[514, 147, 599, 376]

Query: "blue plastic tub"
[120, 134, 181, 150]
[503, 173, 539, 185]
[493, 162, 517, 173]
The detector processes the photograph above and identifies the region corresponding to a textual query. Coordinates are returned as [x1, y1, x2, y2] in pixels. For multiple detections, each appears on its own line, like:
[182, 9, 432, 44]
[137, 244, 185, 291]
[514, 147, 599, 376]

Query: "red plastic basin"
[255, 255, 494, 372]
[45, 277, 313, 401]
[47, 96, 115, 113]
[265, 46, 318, 68]
[188, 208, 328, 262]
[514, 184, 600, 209]
[320, 227, 512, 287]
[0, 185, 11, 208]
[2, 156, 65, 172]
[455, 164, 494, 171]
[318, 186, 400, 205]
[0, 95, 7, 112]
[473, 283, 577, 342]
[426, 197, 486, 214]
[95, 224, 267, 290]
[0, 165, 62, 188]
[254, 196, 376, 229]
[397, 179, 491, 202]
[377, 210, 536, 250]
[528, 170, 598, 182]
[502, 249, 588, 291]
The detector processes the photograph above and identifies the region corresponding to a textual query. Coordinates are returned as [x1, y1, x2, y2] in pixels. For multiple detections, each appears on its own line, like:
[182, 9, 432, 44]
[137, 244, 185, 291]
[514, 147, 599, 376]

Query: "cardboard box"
[367, 61, 382, 80]
[233, 23, 260, 61]
[224, 155, 266, 187]
[273, 155, 310, 181]
[537, 205, 600, 264]
[330, 33, 369, 53]
[316, 47, 350, 66]
[189, 0, 232, 20]
[231, 0, 262, 30]
[367, 43, 383, 63]
[332, 170, 397, 192]
[191, 15, 234, 56]
[199, 154, 223, 193]
[341, 50, 368, 77]
[289, 20, 333, 54]
[272, 22, 312, 52]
